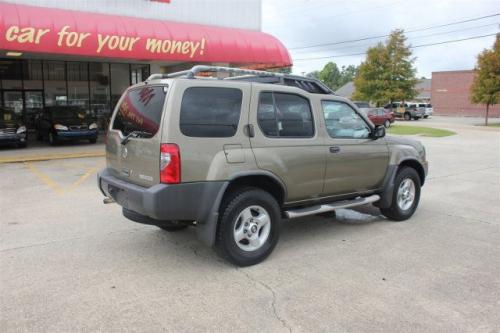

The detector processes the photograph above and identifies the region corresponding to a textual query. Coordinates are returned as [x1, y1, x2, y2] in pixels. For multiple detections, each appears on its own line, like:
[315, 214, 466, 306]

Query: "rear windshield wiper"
[120, 130, 152, 145]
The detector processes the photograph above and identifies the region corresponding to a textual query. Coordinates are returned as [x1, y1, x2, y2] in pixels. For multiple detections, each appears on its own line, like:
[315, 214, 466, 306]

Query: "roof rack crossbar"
[146, 65, 334, 94]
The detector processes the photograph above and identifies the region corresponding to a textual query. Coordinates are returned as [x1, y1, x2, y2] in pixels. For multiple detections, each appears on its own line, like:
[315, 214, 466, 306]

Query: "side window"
[257, 92, 314, 138]
[321, 101, 371, 139]
[180, 87, 242, 138]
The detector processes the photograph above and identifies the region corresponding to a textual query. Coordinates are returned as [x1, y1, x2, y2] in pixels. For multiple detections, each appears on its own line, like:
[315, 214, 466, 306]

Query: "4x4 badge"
[121, 147, 128, 159]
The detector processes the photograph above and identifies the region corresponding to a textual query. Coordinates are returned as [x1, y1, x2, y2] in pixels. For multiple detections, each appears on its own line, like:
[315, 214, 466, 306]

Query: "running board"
[284, 194, 380, 219]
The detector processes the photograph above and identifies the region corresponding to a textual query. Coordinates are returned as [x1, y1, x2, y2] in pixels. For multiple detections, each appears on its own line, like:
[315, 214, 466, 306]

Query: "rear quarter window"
[112, 85, 167, 137]
[179, 87, 242, 138]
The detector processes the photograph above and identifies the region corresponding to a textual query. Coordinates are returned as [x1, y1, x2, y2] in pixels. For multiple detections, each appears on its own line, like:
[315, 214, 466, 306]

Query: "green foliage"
[306, 70, 320, 79]
[353, 29, 417, 105]
[470, 34, 500, 125]
[317, 62, 358, 91]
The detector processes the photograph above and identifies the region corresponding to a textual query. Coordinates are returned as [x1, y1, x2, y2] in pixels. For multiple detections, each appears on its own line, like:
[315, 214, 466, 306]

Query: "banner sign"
[0, 2, 291, 67]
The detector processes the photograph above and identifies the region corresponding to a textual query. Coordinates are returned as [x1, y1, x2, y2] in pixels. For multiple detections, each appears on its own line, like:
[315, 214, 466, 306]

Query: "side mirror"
[372, 125, 385, 139]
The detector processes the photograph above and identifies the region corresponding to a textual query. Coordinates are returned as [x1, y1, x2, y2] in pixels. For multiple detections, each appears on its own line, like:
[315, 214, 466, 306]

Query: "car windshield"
[0, 107, 20, 122]
[49, 107, 87, 119]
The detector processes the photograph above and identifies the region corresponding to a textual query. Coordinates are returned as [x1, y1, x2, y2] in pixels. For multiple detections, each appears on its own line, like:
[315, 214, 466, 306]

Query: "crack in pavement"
[238, 269, 292, 333]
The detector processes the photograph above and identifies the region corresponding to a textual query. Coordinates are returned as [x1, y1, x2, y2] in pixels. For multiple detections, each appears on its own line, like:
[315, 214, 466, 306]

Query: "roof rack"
[146, 65, 334, 95]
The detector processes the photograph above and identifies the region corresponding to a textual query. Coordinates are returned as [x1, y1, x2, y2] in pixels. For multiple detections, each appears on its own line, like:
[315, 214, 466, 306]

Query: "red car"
[363, 108, 395, 128]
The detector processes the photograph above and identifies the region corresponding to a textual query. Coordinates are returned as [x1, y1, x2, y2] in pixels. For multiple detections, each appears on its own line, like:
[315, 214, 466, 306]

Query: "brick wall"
[431, 70, 500, 117]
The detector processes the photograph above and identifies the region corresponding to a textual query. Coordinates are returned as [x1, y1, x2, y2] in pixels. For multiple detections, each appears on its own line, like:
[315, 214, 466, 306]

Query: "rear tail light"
[160, 143, 181, 184]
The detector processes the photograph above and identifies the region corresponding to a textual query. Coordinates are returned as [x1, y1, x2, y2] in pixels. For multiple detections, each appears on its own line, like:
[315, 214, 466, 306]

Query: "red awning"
[0, 2, 291, 68]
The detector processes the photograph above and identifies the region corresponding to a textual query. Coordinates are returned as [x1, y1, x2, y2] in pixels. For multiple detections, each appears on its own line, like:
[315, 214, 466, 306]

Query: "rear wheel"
[89, 138, 97, 144]
[380, 167, 421, 221]
[404, 113, 411, 121]
[216, 188, 281, 266]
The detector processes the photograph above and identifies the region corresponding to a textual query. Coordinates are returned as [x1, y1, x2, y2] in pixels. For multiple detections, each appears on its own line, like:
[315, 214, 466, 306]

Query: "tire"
[48, 132, 57, 146]
[384, 119, 391, 128]
[216, 187, 281, 267]
[89, 138, 97, 144]
[423, 115, 429, 119]
[380, 167, 421, 221]
[17, 142, 27, 148]
[413, 117, 419, 121]
[404, 113, 411, 121]
[157, 221, 189, 232]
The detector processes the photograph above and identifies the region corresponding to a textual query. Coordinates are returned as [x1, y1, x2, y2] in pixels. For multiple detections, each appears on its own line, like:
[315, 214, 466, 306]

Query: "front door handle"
[329, 146, 341, 153]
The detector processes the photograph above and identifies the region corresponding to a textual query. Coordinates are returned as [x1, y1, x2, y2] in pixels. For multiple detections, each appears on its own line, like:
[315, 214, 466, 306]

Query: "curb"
[0, 151, 105, 164]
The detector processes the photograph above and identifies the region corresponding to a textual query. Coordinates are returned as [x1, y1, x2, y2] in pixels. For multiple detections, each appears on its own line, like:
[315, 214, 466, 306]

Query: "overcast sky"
[262, 0, 499, 77]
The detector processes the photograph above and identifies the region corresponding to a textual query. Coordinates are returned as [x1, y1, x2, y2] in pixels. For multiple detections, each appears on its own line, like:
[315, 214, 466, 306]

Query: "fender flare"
[196, 170, 287, 247]
[376, 159, 426, 209]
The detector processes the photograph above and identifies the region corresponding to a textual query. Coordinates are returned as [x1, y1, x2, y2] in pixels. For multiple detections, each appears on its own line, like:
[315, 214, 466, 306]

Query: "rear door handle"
[329, 146, 340, 153]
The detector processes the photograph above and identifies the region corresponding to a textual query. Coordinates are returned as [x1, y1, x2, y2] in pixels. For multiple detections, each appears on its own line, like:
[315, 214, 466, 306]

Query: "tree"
[316, 62, 358, 91]
[470, 34, 500, 126]
[353, 29, 417, 106]
[319, 62, 342, 90]
[306, 70, 320, 79]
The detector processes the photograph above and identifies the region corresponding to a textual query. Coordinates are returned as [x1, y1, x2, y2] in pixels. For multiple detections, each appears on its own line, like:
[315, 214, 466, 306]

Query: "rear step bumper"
[98, 168, 226, 223]
[284, 194, 380, 219]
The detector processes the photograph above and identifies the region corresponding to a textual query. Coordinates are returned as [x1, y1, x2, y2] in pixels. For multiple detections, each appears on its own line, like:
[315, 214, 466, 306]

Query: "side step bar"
[284, 194, 380, 219]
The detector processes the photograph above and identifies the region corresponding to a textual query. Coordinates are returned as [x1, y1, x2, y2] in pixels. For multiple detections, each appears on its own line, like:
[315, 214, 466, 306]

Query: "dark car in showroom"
[36, 106, 98, 145]
[0, 106, 27, 148]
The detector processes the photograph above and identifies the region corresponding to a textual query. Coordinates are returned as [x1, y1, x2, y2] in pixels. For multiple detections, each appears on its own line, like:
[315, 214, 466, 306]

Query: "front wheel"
[404, 113, 411, 121]
[384, 119, 391, 128]
[216, 188, 281, 266]
[380, 167, 421, 221]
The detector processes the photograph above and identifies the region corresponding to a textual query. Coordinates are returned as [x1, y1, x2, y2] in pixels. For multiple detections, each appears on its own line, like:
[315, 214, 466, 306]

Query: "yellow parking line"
[0, 151, 105, 164]
[25, 162, 65, 195]
[68, 164, 103, 191]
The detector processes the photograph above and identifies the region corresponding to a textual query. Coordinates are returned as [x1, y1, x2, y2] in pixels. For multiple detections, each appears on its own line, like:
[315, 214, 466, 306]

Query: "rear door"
[248, 86, 325, 203]
[107, 84, 168, 187]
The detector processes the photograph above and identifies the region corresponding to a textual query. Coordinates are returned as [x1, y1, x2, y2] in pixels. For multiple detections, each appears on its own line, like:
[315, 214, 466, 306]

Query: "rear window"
[113, 85, 167, 137]
[180, 87, 242, 138]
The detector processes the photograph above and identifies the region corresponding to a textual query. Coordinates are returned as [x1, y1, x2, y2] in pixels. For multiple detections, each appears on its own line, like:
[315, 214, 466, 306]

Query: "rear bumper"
[98, 168, 227, 244]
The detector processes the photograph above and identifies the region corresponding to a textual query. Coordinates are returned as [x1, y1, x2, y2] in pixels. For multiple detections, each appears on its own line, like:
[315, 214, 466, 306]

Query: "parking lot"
[1, 118, 499, 332]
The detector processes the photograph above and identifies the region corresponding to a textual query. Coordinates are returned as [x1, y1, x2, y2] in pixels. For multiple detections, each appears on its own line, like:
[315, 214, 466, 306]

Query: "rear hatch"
[106, 84, 168, 187]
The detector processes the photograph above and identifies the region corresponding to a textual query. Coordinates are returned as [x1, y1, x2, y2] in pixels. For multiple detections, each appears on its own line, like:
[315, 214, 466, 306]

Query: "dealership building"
[0, 0, 291, 129]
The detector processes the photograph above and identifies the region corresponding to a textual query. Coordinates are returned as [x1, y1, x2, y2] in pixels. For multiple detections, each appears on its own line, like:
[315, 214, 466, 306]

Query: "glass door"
[24, 91, 44, 129]
[2, 91, 24, 121]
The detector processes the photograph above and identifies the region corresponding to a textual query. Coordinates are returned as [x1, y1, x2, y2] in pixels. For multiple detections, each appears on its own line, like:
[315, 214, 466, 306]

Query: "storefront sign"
[0, 2, 291, 67]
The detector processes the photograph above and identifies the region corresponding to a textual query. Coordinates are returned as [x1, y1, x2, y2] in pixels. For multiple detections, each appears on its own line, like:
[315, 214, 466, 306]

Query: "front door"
[249, 88, 325, 203]
[321, 100, 389, 196]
